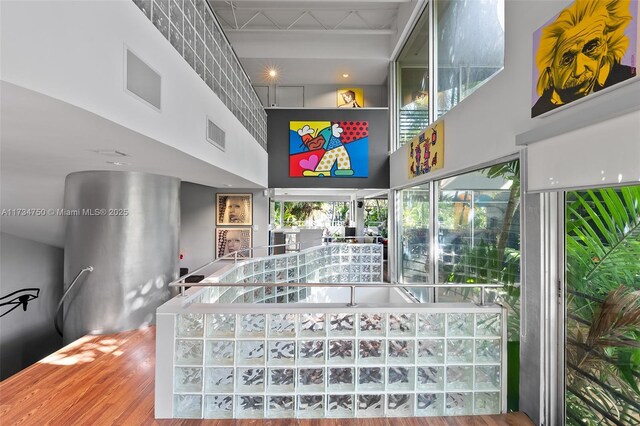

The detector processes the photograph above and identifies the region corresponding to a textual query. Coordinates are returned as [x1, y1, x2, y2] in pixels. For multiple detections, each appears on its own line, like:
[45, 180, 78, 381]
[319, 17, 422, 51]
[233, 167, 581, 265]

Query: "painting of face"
[217, 194, 252, 225]
[532, 0, 638, 117]
[550, 19, 607, 102]
[216, 228, 252, 258]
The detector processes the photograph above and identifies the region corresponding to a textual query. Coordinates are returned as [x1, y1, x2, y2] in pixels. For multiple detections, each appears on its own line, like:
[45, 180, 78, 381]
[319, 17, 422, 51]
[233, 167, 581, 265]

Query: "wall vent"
[125, 48, 161, 110]
[207, 118, 226, 151]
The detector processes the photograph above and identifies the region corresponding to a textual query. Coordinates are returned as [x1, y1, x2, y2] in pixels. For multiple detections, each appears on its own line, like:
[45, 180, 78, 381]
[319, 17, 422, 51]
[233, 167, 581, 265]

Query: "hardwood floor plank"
[0, 327, 535, 426]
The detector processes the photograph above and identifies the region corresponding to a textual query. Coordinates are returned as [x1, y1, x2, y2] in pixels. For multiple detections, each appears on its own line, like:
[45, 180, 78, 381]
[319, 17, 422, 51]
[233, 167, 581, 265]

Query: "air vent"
[125, 48, 161, 110]
[207, 118, 226, 151]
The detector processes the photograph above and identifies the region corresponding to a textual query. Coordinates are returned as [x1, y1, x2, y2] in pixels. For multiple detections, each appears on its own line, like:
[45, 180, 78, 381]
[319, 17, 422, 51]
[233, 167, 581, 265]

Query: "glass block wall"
[161, 306, 505, 419]
[200, 244, 384, 304]
[132, 0, 267, 149]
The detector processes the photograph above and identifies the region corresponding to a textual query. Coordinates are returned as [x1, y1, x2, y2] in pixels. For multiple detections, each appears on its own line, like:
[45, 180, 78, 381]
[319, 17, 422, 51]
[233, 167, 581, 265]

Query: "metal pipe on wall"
[62, 171, 180, 344]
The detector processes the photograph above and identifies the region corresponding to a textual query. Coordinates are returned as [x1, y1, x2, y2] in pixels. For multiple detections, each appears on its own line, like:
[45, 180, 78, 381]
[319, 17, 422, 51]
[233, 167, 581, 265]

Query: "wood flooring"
[0, 327, 534, 426]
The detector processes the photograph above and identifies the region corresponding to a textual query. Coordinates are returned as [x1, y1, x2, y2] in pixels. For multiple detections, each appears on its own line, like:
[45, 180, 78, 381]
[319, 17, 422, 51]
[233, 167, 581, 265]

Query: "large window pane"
[399, 184, 430, 300]
[397, 7, 429, 147]
[436, 161, 520, 329]
[436, 0, 504, 117]
[564, 185, 640, 426]
[435, 160, 520, 411]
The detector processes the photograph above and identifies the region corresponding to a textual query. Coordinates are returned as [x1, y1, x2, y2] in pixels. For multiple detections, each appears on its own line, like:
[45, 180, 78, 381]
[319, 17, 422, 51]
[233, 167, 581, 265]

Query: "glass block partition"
[199, 244, 384, 305]
[132, 0, 267, 149]
[156, 303, 507, 419]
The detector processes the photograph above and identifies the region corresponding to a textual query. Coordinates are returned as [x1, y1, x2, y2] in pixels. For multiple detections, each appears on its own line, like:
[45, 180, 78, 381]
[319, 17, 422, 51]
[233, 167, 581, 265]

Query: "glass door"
[563, 184, 640, 425]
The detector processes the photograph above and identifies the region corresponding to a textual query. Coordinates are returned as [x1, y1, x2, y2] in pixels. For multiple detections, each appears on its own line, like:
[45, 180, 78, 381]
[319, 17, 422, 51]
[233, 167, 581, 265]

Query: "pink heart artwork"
[299, 155, 319, 170]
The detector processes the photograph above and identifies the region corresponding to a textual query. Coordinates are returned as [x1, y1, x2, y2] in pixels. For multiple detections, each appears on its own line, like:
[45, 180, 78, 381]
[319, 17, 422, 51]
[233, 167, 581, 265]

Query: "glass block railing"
[133, 0, 267, 149]
[157, 305, 505, 419]
[194, 244, 384, 305]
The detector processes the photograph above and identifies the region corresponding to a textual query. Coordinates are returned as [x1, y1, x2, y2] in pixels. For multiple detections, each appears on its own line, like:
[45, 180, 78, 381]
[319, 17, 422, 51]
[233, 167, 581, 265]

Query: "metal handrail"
[172, 236, 385, 287]
[54, 266, 93, 336]
[169, 280, 504, 307]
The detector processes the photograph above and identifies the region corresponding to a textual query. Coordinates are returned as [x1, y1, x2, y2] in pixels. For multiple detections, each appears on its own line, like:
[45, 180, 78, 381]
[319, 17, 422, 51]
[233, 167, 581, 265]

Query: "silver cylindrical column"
[63, 171, 180, 344]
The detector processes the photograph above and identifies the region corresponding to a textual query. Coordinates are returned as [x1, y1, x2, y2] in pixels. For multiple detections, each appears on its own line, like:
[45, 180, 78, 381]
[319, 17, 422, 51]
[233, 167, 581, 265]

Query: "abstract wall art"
[408, 120, 444, 179]
[289, 121, 369, 178]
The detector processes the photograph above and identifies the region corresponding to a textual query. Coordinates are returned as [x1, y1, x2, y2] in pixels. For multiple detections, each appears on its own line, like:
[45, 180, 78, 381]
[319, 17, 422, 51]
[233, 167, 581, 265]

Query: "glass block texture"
[169, 305, 503, 418]
[200, 244, 383, 304]
[136, 0, 267, 148]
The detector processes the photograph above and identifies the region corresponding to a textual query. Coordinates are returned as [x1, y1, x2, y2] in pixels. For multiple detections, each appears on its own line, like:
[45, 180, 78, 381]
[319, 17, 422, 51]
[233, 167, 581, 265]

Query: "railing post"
[479, 287, 486, 306]
[347, 285, 357, 307]
[180, 285, 185, 297]
[234, 252, 238, 263]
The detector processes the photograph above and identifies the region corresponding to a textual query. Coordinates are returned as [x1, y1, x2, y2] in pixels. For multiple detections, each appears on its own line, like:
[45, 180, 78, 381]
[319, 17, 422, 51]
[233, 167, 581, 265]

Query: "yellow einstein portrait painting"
[532, 0, 639, 117]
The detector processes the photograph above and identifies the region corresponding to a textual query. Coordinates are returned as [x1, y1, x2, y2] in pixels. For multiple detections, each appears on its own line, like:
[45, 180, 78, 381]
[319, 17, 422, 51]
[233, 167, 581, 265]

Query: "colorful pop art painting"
[289, 121, 369, 178]
[532, 0, 639, 117]
[408, 120, 444, 179]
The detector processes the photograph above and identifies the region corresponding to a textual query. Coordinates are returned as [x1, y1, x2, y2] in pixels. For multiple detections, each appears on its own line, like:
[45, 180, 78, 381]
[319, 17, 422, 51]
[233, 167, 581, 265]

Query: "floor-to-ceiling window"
[396, 159, 521, 408]
[398, 184, 431, 299]
[564, 185, 640, 425]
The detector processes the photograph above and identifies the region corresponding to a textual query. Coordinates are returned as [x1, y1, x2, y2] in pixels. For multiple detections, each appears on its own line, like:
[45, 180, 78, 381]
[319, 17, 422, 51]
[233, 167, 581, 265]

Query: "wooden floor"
[0, 327, 534, 426]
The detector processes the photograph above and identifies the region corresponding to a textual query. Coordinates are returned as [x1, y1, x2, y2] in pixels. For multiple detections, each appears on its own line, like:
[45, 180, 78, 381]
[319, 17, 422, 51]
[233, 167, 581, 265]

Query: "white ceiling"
[210, 0, 424, 85]
[0, 82, 260, 247]
[1, 1, 425, 248]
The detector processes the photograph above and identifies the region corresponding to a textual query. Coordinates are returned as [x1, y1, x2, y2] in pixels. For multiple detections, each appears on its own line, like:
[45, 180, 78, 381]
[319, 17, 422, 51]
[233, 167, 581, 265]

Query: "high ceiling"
[209, 0, 425, 85]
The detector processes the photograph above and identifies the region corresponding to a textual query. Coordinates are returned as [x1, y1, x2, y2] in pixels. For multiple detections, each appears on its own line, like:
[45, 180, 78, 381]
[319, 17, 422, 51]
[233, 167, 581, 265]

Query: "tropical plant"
[565, 185, 640, 426]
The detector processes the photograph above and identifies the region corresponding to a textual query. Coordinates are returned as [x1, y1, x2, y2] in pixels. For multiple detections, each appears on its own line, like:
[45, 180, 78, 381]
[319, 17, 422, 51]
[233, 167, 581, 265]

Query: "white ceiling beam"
[287, 11, 309, 30]
[332, 11, 355, 30]
[239, 11, 261, 29]
[229, 1, 239, 29]
[225, 28, 395, 35]
[218, 0, 410, 2]
[306, 11, 328, 30]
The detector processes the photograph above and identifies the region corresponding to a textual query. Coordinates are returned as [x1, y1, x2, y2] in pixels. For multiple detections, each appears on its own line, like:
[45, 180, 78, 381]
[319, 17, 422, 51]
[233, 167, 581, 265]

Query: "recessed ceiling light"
[106, 161, 131, 166]
[268, 69, 277, 78]
[342, 73, 350, 78]
[224, 184, 233, 187]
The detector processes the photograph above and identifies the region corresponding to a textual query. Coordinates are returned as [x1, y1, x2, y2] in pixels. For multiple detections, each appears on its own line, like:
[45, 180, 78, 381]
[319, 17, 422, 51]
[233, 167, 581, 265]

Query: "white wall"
[255, 84, 388, 108]
[304, 85, 388, 108]
[390, 0, 640, 190]
[0, 233, 64, 380]
[0, 0, 267, 187]
[179, 183, 270, 273]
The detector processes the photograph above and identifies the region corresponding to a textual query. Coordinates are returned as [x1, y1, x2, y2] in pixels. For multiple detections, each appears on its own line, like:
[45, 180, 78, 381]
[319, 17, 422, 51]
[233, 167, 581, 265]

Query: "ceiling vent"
[207, 118, 226, 151]
[125, 48, 161, 110]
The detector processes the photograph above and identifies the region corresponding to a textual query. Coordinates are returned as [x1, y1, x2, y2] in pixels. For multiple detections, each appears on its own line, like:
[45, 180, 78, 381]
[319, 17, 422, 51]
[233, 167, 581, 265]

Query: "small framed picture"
[216, 193, 252, 225]
[216, 228, 252, 259]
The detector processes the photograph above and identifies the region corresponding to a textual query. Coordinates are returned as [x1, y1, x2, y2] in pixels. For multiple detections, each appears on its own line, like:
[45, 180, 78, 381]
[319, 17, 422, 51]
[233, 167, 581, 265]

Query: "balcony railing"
[156, 243, 508, 419]
[133, 0, 267, 149]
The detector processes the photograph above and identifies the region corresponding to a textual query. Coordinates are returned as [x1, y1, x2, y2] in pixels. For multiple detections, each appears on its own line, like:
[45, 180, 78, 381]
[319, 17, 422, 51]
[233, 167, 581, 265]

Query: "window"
[398, 184, 430, 300]
[394, 0, 504, 148]
[564, 185, 640, 425]
[396, 7, 430, 147]
[435, 0, 504, 117]
[396, 159, 520, 409]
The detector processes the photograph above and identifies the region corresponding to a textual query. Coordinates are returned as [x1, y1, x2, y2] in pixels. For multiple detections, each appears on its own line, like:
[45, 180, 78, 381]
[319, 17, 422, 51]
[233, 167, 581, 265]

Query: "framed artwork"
[289, 121, 369, 178]
[408, 120, 444, 179]
[337, 88, 364, 108]
[216, 193, 252, 226]
[532, 0, 638, 117]
[216, 228, 252, 259]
